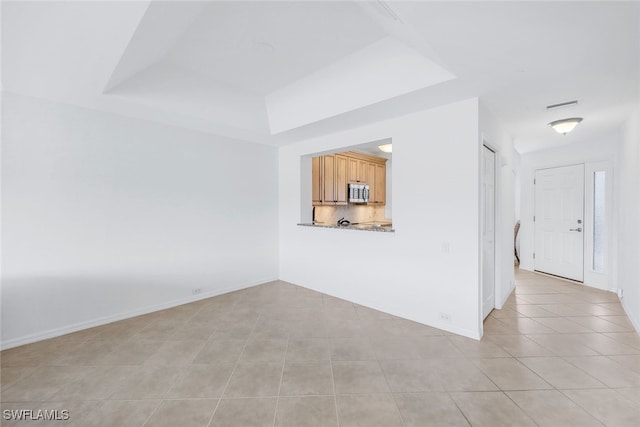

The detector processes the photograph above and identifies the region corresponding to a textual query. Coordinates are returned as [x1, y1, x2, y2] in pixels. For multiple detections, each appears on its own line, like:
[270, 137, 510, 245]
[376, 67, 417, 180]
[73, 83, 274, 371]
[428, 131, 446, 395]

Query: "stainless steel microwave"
[348, 183, 369, 203]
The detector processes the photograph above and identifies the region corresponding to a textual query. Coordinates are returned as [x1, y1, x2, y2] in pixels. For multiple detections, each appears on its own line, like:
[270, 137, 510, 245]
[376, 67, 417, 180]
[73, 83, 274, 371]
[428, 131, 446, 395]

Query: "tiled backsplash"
[314, 205, 389, 225]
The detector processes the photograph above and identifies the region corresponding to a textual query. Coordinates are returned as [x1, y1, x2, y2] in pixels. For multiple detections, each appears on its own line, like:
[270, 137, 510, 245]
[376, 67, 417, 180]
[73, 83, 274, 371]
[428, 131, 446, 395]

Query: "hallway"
[482, 268, 640, 426]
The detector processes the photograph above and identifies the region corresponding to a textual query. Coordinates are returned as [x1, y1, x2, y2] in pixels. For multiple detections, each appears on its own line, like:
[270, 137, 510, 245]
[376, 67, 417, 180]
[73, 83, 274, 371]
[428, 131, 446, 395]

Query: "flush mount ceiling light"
[548, 117, 583, 135]
[378, 143, 392, 153]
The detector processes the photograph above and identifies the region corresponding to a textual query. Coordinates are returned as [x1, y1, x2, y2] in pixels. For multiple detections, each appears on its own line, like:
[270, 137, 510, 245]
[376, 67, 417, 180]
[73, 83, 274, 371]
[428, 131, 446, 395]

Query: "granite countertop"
[297, 222, 395, 233]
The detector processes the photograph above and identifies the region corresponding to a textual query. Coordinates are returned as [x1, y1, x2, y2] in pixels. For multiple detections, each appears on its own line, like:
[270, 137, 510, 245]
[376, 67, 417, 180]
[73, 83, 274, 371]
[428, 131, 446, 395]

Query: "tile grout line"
[271, 332, 290, 427]
[139, 399, 164, 427]
[139, 337, 213, 426]
[509, 357, 554, 390]
[375, 357, 406, 427]
[204, 312, 261, 427]
[554, 389, 609, 426]
[445, 391, 474, 427]
[328, 341, 340, 427]
[556, 355, 613, 388]
[500, 389, 542, 427]
[139, 300, 226, 425]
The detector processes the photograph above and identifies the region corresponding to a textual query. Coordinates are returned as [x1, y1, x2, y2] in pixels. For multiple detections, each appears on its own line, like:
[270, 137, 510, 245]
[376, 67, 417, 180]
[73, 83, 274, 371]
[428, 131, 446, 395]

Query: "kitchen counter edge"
[297, 223, 395, 233]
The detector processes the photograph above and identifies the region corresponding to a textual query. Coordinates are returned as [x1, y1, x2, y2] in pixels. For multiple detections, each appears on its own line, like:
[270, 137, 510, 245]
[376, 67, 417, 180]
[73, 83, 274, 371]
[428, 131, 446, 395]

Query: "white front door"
[534, 164, 584, 281]
[482, 146, 495, 319]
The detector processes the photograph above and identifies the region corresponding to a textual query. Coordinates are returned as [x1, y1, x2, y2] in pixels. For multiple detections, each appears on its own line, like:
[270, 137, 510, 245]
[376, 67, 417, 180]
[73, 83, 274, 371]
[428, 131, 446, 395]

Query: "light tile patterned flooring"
[1, 268, 639, 426]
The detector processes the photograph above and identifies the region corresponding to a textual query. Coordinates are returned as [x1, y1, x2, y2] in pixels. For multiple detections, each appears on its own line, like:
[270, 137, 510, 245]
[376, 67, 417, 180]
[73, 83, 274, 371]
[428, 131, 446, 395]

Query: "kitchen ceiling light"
[378, 143, 392, 153]
[548, 117, 583, 135]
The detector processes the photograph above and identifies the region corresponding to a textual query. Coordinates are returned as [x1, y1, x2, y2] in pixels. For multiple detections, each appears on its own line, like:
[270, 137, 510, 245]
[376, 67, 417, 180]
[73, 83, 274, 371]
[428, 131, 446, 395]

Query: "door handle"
[569, 227, 582, 232]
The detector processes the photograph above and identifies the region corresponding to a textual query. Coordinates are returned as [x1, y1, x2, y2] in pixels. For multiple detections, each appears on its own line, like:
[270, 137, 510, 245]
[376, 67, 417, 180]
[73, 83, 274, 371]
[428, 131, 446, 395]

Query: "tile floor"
[1, 268, 639, 426]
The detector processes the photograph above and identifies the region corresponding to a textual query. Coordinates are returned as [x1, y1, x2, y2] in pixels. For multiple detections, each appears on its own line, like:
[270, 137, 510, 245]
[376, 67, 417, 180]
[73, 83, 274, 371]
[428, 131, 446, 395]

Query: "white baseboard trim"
[495, 280, 516, 310]
[0, 277, 278, 350]
[620, 297, 640, 333]
[439, 322, 481, 341]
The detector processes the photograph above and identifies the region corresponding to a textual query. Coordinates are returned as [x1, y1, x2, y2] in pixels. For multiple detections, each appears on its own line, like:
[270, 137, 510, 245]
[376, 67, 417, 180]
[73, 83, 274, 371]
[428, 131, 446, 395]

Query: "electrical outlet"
[618, 288, 623, 299]
[439, 312, 451, 322]
[442, 242, 450, 254]
[192, 288, 202, 295]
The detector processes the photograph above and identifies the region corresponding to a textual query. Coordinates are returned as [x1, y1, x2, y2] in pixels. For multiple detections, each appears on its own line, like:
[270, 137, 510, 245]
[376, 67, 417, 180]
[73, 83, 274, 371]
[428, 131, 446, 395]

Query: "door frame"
[480, 138, 499, 327]
[532, 161, 612, 289]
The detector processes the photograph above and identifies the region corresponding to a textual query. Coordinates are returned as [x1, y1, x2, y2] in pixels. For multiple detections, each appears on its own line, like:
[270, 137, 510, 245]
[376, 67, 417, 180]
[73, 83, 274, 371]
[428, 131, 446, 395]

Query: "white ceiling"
[393, 1, 640, 153]
[2, 1, 639, 152]
[166, 1, 388, 96]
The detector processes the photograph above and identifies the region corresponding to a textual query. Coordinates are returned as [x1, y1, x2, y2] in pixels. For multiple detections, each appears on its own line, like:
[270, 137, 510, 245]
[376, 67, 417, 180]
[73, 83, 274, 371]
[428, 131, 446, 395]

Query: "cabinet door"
[358, 160, 369, 183]
[335, 155, 348, 204]
[375, 163, 386, 205]
[312, 156, 322, 205]
[322, 155, 336, 205]
[367, 162, 377, 203]
[347, 157, 358, 182]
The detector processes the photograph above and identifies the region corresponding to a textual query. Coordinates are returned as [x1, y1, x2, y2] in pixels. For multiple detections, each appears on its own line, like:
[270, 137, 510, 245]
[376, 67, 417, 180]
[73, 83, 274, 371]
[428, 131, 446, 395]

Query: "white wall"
[280, 99, 483, 339]
[616, 107, 640, 330]
[1, 93, 279, 348]
[518, 133, 618, 288]
[479, 104, 516, 312]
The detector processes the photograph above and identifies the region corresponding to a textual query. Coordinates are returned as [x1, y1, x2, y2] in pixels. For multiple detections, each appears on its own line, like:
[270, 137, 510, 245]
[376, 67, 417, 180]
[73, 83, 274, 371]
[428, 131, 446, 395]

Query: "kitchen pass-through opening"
[299, 138, 393, 230]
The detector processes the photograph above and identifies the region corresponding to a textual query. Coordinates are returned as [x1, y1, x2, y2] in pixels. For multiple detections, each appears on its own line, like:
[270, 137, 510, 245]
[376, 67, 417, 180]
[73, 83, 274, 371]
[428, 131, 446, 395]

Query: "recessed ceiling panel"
[165, 0, 388, 95]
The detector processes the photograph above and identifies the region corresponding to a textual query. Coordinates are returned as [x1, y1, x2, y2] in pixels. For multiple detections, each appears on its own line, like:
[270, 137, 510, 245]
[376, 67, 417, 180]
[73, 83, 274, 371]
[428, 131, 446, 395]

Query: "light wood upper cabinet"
[358, 155, 386, 205]
[322, 155, 336, 204]
[335, 155, 348, 204]
[348, 157, 369, 184]
[366, 162, 377, 203]
[374, 163, 386, 205]
[357, 160, 369, 182]
[312, 156, 322, 206]
[314, 154, 348, 205]
[348, 157, 358, 182]
[312, 151, 386, 206]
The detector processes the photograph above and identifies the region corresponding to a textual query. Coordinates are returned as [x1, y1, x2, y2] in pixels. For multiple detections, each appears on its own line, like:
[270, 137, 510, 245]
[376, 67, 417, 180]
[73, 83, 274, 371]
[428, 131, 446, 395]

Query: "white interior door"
[482, 146, 495, 319]
[534, 164, 584, 281]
